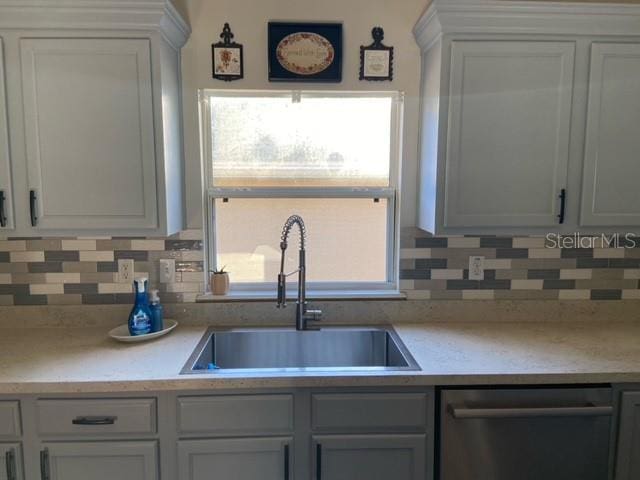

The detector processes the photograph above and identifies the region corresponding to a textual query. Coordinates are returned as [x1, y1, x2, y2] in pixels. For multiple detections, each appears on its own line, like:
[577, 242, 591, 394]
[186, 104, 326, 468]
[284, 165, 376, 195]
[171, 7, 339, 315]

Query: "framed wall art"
[268, 22, 342, 82]
[360, 27, 394, 81]
[212, 23, 243, 81]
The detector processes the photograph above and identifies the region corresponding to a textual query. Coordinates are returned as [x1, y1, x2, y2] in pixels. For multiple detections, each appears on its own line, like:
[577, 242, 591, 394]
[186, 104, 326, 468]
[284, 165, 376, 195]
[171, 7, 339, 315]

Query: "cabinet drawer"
[312, 393, 428, 431]
[178, 394, 294, 435]
[0, 402, 21, 437]
[37, 398, 156, 436]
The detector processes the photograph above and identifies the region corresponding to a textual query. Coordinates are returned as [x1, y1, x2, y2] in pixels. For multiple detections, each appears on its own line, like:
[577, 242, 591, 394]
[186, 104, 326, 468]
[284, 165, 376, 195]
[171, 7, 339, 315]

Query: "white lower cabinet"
[40, 442, 157, 480]
[0, 443, 22, 480]
[177, 437, 292, 480]
[312, 435, 426, 480]
[614, 392, 640, 480]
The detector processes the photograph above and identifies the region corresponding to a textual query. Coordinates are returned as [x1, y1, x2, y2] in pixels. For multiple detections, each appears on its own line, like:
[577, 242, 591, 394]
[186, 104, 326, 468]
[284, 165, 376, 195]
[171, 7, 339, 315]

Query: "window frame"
[199, 89, 404, 295]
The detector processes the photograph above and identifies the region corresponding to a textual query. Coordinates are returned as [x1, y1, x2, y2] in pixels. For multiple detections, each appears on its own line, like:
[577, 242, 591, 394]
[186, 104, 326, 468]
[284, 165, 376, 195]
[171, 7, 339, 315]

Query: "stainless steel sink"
[181, 327, 419, 374]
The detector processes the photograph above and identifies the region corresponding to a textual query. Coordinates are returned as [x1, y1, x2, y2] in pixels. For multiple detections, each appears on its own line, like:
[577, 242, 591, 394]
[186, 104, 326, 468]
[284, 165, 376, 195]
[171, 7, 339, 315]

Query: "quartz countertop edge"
[1, 322, 640, 394]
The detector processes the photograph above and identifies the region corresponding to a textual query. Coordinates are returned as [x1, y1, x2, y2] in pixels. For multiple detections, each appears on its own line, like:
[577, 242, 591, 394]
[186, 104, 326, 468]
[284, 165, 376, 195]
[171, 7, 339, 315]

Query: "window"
[200, 90, 403, 294]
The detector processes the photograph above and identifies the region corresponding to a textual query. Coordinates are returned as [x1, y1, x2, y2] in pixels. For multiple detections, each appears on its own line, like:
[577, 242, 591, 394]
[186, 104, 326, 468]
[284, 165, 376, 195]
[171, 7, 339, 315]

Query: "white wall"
[177, 0, 426, 228]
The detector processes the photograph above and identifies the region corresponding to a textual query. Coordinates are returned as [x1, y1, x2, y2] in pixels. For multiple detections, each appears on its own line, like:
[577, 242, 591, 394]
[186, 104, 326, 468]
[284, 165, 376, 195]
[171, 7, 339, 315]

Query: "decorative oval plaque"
[276, 32, 335, 75]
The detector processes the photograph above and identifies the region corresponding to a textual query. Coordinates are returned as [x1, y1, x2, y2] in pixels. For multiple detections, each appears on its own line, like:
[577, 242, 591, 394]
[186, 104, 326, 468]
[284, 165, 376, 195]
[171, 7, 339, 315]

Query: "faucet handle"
[277, 273, 287, 308]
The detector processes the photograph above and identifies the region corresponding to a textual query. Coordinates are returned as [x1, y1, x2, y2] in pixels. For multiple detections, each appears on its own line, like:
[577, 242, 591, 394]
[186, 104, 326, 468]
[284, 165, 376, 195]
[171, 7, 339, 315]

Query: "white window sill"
[196, 290, 407, 303]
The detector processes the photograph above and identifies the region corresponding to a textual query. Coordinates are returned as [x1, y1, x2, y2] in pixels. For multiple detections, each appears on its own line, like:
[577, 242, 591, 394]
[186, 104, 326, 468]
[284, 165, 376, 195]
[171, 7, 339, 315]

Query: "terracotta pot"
[211, 272, 230, 295]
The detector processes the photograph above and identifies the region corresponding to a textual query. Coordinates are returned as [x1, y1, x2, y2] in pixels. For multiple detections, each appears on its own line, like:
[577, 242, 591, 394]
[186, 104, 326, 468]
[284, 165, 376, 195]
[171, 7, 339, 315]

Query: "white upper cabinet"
[0, 0, 190, 237]
[414, 0, 640, 234]
[445, 41, 574, 228]
[20, 38, 158, 231]
[0, 37, 13, 232]
[580, 43, 640, 228]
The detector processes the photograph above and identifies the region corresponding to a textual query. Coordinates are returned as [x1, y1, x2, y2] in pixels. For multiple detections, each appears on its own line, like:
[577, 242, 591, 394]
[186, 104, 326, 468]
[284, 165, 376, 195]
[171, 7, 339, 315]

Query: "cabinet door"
[0, 444, 23, 480]
[178, 437, 292, 480]
[42, 441, 157, 480]
[581, 43, 640, 227]
[20, 38, 158, 231]
[444, 41, 575, 228]
[615, 392, 640, 480]
[313, 434, 426, 480]
[0, 38, 14, 231]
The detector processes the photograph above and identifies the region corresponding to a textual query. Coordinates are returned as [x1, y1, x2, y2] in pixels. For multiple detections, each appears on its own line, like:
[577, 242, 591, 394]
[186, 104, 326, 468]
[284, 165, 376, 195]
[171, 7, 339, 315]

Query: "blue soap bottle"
[128, 277, 152, 336]
[148, 289, 164, 333]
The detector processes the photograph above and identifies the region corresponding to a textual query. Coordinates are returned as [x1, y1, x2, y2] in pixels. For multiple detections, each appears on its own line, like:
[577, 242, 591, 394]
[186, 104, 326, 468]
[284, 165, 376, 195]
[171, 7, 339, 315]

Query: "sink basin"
[181, 327, 419, 374]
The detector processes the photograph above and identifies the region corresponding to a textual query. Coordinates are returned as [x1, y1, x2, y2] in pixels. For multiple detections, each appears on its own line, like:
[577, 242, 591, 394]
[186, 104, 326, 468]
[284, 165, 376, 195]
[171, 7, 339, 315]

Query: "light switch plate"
[469, 256, 485, 280]
[159, 259, 176, 283]
[118, 259, 135, 283]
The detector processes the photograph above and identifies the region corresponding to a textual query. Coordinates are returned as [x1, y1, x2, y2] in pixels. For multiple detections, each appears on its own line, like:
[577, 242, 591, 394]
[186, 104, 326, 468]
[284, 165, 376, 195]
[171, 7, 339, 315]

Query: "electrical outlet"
[118, 259, 135, 283]
[159, 259, 176, 283]
[469, 256, 485, 280]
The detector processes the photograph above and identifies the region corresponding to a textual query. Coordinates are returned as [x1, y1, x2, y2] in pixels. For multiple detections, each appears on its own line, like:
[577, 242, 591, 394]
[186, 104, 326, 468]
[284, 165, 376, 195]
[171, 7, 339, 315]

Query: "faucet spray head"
[277, 272, 287, 308]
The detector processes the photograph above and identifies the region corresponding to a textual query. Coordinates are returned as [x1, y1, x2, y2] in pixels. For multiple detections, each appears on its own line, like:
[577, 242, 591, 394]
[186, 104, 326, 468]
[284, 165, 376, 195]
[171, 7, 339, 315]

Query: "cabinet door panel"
[43, 441, 157, 480]
[581, 43, 640, 227]
[445, 41, 574, 227]
[0, 37, 13, 231]
[615, 392, 640, 480]
[178, 437, 292, 480]
[0, 444, 23, 480]
[20, 38, 157, 230]
[313, 434, 426, 480]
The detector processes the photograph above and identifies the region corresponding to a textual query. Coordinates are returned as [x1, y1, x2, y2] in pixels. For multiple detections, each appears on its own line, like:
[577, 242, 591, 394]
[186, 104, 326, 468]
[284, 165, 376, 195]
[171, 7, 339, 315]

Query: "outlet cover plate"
[159, 259, 176, 283]
[118, 259, 135, 283]
[469, 256, 485, 280]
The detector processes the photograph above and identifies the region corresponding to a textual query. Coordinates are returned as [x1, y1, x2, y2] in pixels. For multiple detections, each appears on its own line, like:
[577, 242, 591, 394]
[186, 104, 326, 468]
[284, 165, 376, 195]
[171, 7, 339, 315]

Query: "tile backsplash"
[1, 227, 639, 305]
[0, 230, 204, 305]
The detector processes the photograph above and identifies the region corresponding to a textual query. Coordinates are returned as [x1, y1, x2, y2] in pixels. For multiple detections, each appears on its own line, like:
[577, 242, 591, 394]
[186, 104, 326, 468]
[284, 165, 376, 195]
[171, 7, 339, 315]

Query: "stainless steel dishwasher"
[440, 387, 613, 480]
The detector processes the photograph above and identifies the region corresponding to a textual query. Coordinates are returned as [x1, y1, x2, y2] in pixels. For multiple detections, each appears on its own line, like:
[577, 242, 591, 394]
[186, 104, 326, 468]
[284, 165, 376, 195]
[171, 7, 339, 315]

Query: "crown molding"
[0, 0, 190, 48]
[414, 0, 640, 50]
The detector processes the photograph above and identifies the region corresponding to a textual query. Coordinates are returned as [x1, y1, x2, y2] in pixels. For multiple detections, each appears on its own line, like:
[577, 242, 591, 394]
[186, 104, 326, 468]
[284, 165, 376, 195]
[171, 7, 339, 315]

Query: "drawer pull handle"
[316, 443, 322, 480]
[40, 448, 49, 480]
[72, 416, 117, 425]
[284, 444, 290, 480]
[5, 448, 16, 480]
[557, 188, 566, 224]
[448, 404, 612, 419]
[29, 190, 37, 227]
[0, 190, 6, 227]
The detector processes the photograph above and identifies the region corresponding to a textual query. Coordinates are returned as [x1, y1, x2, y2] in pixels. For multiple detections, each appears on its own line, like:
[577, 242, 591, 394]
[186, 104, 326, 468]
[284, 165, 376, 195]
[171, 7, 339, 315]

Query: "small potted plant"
[210, 266, 230, 295]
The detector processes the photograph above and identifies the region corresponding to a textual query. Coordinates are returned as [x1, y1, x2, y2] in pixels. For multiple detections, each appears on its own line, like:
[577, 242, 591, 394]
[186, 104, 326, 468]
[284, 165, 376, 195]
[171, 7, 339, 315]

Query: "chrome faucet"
[276, 215, 322, 331]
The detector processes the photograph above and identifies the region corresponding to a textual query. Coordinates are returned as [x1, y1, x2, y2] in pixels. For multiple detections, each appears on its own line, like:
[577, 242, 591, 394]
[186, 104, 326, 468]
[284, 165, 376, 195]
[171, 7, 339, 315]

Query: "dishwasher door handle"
[449, 404, 613, 419]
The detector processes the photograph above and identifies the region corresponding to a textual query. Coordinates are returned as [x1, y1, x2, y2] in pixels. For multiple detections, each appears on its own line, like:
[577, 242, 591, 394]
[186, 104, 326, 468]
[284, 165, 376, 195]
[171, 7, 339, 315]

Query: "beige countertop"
[1, 321, 640, 394]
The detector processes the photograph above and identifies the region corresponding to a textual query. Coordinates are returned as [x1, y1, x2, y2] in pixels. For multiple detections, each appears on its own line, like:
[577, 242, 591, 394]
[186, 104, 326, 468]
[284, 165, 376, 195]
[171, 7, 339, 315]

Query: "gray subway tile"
[590, 289, 622, 300]
[400, 270, 431, 280]
[96, 239, 131, 251]
[610, 258, 640, 268]
[0, 284, 29, 295]
[543, 279, 576, 289]
[0, 252, 8, 263]
[577, 258, 609, 269]
[480, 238, 513, 248]
[97, 261, 118, 273]
[495, 290, 559, 300]
[496, 248, 528, 259]
[528, 269, 560, 280]
[64, 283, 99, 294]
[28, 262, 63, 273]
[478, 279, 511, 290]
[114, 250, 148, 261]
[447, 280, 478, 290]
[164, 240, 203, 251]
[81, 294, 117, 305]
[45, 251, 80, 262]
[415, 237, 447, 248]
[13, 294, 47, 305]
[560, 248, 593, 259]
[26, 239, 61, 251]
[415, 259, 447, 269]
